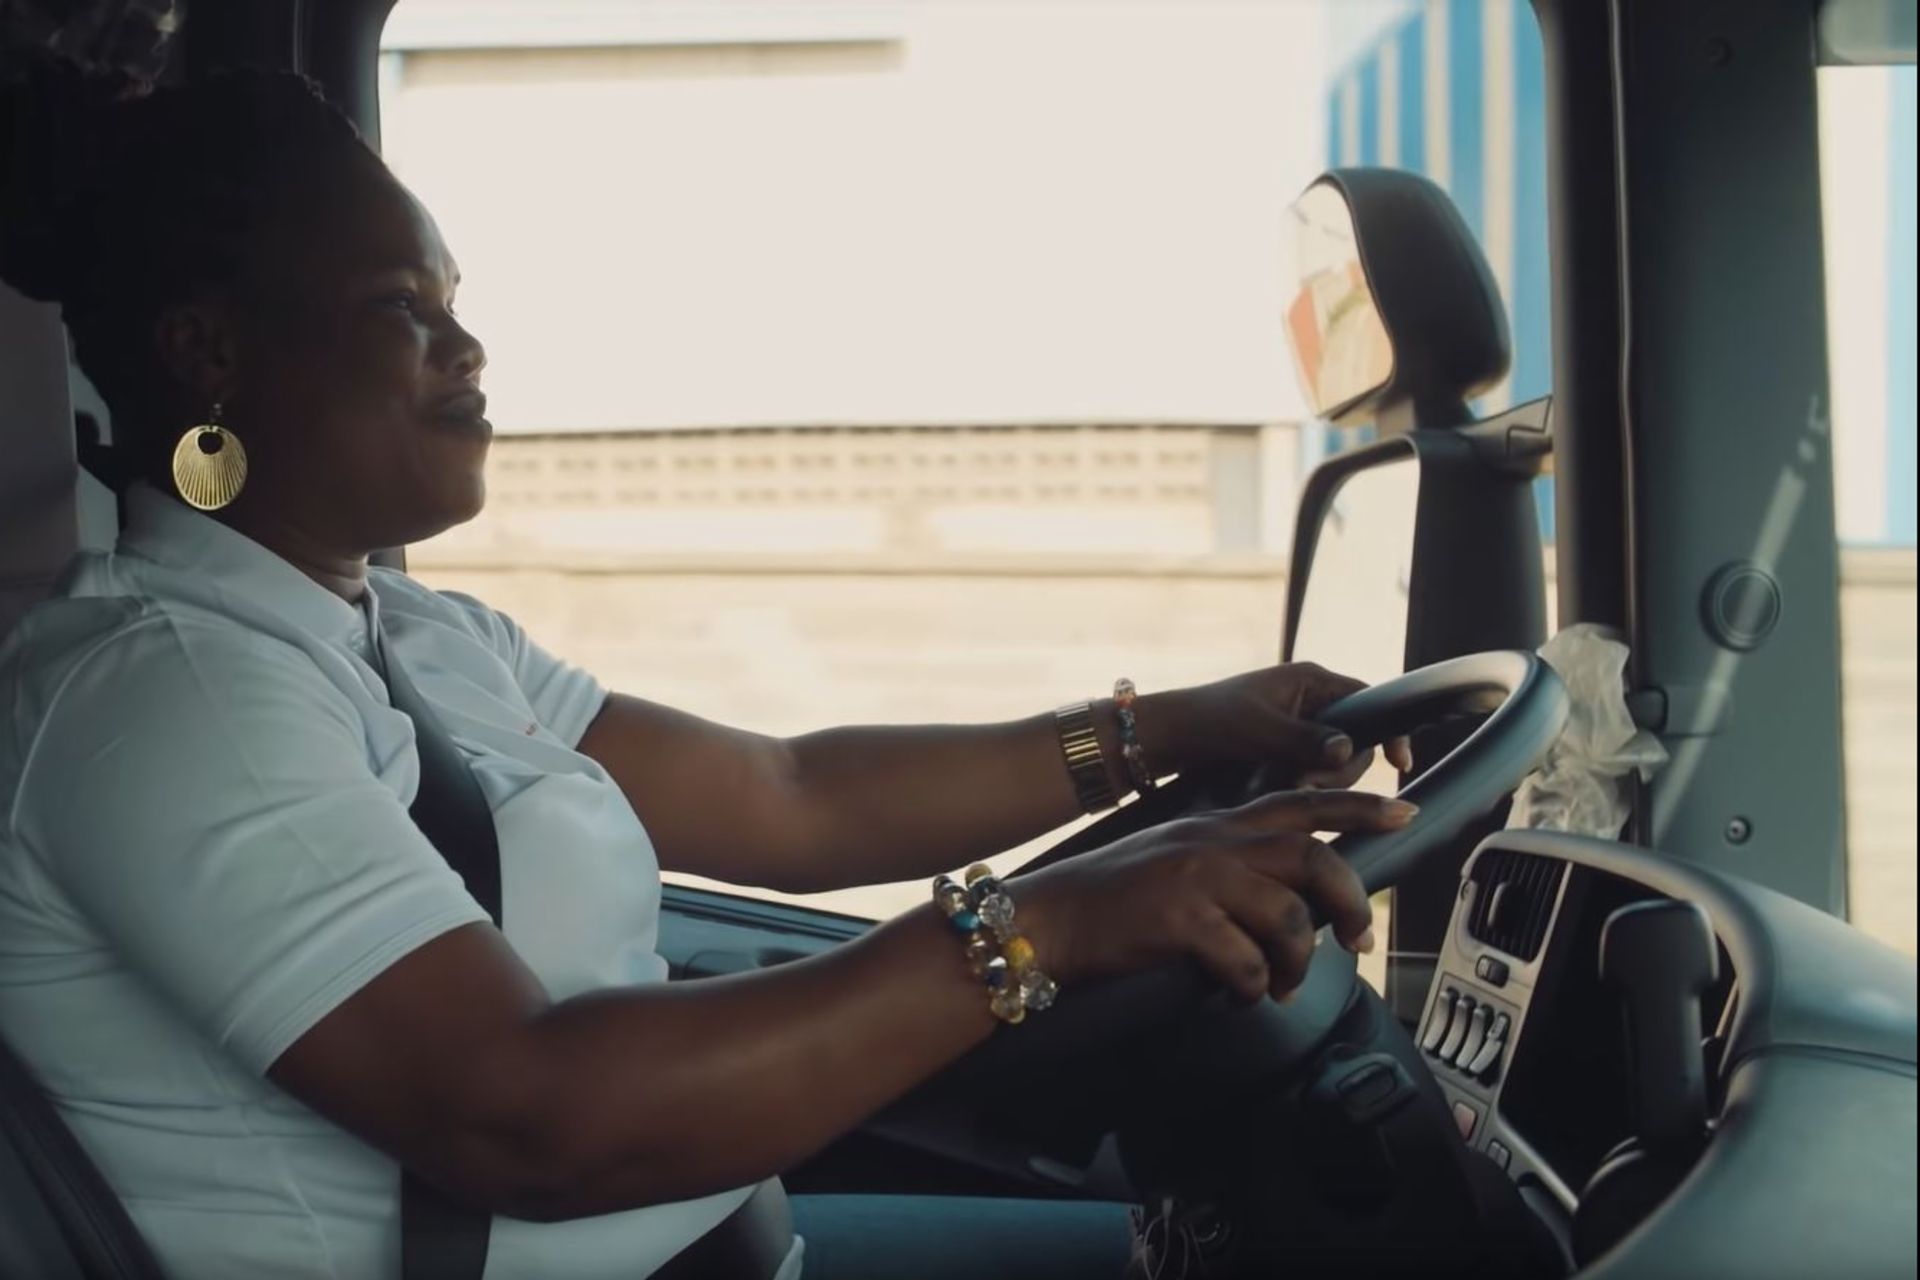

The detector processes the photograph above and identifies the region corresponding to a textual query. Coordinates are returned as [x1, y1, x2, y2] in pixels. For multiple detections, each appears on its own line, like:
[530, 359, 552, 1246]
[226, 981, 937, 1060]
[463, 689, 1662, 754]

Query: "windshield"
[375, 0, 1915, 963]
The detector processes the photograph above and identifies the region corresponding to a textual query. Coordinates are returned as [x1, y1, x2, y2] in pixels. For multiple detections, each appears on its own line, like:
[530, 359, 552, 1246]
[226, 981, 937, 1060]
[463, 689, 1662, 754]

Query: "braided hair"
[1, 64, 376, 473]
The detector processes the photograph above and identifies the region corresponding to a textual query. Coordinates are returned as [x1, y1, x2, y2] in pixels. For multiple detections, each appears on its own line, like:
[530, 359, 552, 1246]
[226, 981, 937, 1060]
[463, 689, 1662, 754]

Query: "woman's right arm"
[267, 789, 1410, 1221]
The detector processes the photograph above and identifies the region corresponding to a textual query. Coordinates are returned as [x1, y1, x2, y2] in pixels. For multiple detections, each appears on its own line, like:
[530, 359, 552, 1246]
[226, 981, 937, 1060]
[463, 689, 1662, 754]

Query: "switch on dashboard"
[1452, 1100, 1481, 1142]
[1453, 1003, 1492, 1069]
[1438, 995, 1476, 1063]
[1466, 1013, 1511, 1080]
[1421, 989, 1458, 1055]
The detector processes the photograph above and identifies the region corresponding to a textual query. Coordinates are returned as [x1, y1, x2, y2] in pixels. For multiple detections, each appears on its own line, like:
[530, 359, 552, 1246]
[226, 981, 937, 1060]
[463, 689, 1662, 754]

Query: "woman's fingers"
[1296, 744, 1378, 790]
[1257, 713, 1357, 771]
[1051, 779, 1414, 997]
[1211, 793, 1407, 953]
[1215, 861, 1324, 998]
[1189, 912, 1275, 1004]
[1282, 662, 1369, 714]
[1230, 787, 1419, 837]
[1238, 837, 1375, 954]
[1193, 848, 1368, 1004]
[1294, 740, 1417, 790]
[1268, 664, 1416, 781]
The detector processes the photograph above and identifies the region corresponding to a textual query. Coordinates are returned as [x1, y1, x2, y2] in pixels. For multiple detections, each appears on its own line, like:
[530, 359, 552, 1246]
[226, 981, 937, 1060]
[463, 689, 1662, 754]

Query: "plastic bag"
[1507, 623, 1667, 837]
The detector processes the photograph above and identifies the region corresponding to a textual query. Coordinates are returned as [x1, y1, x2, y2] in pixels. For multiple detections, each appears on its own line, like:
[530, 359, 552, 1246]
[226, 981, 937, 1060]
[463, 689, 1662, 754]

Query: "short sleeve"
[14, 617, 491, 1074]
[435, 591, 609, 747]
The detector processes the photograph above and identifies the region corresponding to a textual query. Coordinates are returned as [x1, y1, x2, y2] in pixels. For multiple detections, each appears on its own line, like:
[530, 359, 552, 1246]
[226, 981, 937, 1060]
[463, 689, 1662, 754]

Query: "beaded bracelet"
[1112, 677, 1158, 794]
[932, 864, 1059, 1024]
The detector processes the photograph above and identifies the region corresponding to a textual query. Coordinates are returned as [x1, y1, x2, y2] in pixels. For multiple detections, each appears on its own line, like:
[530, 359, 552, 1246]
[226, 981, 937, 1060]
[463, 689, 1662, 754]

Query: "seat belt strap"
[378, 627, 503, 926]
[374, 619, 795, 1280]
[375, 622, 499, 1280]
[0, 1030, 166, 1279]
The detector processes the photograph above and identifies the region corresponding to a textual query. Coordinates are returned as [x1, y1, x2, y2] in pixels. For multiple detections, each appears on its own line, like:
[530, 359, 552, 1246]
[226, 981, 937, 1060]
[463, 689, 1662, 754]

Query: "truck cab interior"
[1, 1, 1914, 1278]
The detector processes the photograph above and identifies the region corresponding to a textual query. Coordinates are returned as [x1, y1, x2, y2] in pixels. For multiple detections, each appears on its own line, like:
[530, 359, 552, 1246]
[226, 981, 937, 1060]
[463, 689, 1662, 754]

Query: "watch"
[1053, 701, 1119, 814]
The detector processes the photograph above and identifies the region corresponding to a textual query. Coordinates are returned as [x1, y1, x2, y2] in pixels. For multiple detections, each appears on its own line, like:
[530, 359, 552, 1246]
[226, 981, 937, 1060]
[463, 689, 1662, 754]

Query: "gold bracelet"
[1053, 701, 1118, 814]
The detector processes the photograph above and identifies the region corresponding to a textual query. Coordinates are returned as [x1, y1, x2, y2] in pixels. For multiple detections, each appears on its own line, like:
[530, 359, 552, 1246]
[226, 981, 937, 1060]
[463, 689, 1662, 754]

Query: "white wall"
[380, 1, 1329, 433]
[1819, 66, 1898, 545]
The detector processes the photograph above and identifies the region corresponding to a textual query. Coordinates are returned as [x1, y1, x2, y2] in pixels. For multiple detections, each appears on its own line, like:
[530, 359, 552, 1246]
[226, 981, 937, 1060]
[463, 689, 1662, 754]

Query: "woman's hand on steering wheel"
[1017, 790, 1417, 1006]
[1129, 663, 1416, 789]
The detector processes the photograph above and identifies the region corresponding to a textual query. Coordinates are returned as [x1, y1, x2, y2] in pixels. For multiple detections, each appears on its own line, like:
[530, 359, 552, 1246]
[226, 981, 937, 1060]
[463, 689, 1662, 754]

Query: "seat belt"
[373, 624, 500, 1280]
[375, 619, 795, 1280]
[0, 1031, 166, 1280]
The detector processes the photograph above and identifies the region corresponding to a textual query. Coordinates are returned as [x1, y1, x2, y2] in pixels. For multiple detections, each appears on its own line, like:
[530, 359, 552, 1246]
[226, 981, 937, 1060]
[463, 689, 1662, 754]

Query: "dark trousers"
[790, 1194, 1134, 1279]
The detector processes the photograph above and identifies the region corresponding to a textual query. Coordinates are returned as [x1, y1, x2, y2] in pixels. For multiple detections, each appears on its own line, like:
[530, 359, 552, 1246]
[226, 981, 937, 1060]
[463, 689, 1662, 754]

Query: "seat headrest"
[1285, 168, 1512, 430]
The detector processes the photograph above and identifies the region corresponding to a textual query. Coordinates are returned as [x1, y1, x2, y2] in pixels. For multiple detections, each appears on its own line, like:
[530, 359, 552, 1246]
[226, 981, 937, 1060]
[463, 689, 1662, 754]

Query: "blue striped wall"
[1510, 12, 1551, 431]
[1322, 0, 1555, 535]
[1445, 1, 1487, 245]
[1396, 20, 1426, 173]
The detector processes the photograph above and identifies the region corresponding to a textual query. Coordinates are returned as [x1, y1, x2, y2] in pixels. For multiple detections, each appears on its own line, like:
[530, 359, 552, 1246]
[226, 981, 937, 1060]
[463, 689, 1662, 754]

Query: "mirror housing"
[1283, 401, 1552, 669]
[1285, 170, 1513, 432]
[1285, 182, 1398, 421]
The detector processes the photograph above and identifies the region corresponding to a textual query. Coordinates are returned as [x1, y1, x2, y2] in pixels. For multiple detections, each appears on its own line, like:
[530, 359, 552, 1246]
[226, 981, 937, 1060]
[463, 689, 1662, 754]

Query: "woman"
[0, 72, 1414, 1279]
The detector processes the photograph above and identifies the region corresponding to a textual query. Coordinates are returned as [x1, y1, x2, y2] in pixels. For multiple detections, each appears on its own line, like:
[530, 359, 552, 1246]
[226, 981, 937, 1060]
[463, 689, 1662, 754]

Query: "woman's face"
[217, 153, 491, 554]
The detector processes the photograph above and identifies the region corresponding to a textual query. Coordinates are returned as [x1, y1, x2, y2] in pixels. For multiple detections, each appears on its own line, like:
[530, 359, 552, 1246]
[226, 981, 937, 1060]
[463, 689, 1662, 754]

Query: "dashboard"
[670, 825, 1917, 1278]
[1417, 831, 1916, 1277]
[1417, 843, 1735, 1209]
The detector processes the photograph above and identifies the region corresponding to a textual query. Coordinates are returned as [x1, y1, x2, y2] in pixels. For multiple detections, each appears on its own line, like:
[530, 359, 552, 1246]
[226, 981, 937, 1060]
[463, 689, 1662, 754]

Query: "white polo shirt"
[0, 484, 795, 1279]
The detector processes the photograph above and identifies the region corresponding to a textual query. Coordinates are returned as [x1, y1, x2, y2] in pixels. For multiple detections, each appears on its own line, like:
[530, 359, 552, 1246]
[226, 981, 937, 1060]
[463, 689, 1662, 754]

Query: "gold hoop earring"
[171, 405, 249, 511]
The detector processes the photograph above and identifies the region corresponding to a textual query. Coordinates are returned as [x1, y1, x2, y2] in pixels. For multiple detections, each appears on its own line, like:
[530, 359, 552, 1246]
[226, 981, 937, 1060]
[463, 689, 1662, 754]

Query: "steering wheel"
[1301, 648, 1568, 896]
[930, 651, 1569, 1086]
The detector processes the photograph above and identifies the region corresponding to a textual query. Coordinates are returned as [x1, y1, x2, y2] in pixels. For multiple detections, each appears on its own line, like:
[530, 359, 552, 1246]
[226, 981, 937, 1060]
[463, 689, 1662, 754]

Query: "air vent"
[1466, 850, 1566, 962]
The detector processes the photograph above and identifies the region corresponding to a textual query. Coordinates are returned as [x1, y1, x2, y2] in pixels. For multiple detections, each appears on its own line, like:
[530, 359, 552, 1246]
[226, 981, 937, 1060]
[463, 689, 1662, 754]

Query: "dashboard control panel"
[1421, 984, 1515, 1083]
[1410, 831, 1912, 1280]
[1416, 845, 1575, 1205]
[1419, 839, 1743, 1219]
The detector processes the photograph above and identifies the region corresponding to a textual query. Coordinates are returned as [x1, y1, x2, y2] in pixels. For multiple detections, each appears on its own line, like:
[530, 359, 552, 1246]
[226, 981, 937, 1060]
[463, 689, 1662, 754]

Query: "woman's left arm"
[575, 663, 1408, 894]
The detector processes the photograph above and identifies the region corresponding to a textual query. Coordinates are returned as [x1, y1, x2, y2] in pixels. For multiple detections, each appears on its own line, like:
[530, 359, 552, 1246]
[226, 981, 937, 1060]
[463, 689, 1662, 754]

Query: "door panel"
[656, 886, 1105, 1199]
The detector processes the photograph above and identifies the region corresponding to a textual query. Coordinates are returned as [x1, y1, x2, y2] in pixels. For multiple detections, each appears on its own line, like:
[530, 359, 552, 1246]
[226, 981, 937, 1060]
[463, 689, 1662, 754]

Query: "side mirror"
[1284, 170, 1512, 433]
[1281, 167, 1547, 675]
[1284, 182, 1398, 423]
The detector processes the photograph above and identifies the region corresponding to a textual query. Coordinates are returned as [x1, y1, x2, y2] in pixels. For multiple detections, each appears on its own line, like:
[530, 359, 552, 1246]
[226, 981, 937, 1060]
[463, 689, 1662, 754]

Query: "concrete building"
[424, 422, 1291, 559]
